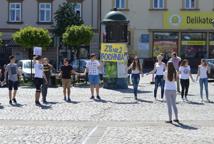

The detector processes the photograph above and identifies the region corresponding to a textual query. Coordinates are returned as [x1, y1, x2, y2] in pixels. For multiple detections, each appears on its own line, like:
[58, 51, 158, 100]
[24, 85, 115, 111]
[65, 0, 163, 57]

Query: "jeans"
[154, 75, 165, 98]
[180, 79, 189, 98]
[199, 78, 209, 100]
[131, 74, 140, 97]
[165, 90, 178, 121]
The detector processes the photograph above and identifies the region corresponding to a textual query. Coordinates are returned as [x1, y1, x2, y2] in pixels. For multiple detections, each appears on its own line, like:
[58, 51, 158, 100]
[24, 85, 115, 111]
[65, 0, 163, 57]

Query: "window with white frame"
[153, 0, 164, 9]
[9, 3, 21, 22]
[184, 0, 196, 9]
[73, 3, 81, 17]
[39, 3, 52, 22]
[115, 0, 126, 9]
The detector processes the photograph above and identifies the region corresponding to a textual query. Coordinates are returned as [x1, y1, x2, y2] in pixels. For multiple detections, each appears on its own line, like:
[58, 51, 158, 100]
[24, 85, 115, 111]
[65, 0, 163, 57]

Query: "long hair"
[167, 61, 176, 81]
[132, 58, 142, 71]
[180, 59, 188, 67]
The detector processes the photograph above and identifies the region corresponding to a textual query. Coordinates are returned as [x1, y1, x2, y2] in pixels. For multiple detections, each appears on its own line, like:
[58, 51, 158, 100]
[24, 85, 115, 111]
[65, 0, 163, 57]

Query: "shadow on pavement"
[39, 105, 52, 110]
[66, 100, 80, 104]
[12, 103, 25, 107]
[187, 101, 204, 105]
[113, 88, 152, 94]
[136, 98, 153, 103]
[172, 122, 198, 130]
[46, 101, 59, 105]
[0, 105, 4, 109]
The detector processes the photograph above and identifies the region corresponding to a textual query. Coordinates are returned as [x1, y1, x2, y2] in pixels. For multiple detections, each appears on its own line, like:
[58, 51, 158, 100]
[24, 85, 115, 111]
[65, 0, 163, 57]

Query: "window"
[9, 3, 22, 22]
[153, 0, 164, 9]
[39, 3, 52, 22]
[115, 0, 126, 9]
[184, 0, 196, 9]
[73, 3, 81, 17]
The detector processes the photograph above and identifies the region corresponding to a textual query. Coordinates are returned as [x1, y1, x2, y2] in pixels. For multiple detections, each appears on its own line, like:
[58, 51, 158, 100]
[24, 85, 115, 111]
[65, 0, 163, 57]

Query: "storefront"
[151, 11, 214, 67]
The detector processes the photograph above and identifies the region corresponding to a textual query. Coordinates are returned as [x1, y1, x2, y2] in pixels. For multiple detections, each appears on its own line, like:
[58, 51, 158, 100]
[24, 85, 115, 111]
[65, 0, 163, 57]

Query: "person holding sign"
[33, 56, 48, 106]
[128, 56, 143, 100]
[85, 53, 102, 100]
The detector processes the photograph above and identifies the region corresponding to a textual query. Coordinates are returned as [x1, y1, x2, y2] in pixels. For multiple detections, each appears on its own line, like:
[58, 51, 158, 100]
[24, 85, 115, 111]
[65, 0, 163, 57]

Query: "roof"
[102, 10, 129, 23]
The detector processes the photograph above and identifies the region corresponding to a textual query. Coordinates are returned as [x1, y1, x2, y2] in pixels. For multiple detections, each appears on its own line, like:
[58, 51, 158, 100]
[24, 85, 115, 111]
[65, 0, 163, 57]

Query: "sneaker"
[90, 96, 95, 99]
[64, 96, 67, 101]
[67, 97, 71, 102]
[12, 98, 17, 104]
[207, 99, 210, 103]
[43, 100, 48, 104]
[96, 95, 101, 100]
[185, 97, 188, 101]
[201, 99, 204, 103]
[35, 101, 41, 106]
[173, 119, 180, 123]
[134, 96, 138, 100]
[165, 120, 172, 124]
[9, 100, 12, 105]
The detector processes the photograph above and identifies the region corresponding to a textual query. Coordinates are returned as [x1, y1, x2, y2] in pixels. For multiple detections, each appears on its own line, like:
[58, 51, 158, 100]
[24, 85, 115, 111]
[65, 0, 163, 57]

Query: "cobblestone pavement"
[0, 75, 214, 143]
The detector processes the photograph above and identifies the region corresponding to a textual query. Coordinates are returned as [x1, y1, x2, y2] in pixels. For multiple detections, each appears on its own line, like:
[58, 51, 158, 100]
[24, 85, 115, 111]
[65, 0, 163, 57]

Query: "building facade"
[101, 0, 214, 67]
[0, 0, 100, 67]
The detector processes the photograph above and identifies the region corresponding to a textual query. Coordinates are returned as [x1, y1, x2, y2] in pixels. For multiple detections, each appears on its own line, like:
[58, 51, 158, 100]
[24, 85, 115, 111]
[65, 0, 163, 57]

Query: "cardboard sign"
[33, 47, 42, 56]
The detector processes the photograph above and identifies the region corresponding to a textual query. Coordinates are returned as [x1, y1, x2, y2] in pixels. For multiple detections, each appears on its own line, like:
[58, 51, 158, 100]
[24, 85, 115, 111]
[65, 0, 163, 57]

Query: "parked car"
[71, 59, 89, 83]
[17, 60, 35, 82]
[206, 59, 214, 79]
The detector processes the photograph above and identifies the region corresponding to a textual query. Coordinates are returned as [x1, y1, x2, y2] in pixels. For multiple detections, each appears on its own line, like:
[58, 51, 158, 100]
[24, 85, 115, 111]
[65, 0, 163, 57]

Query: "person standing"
[34, 56, 48, 106]
[41, 58, 52, 104]
[60, 58, 81, 102]
[4, 56, 20, 105]
[128, 56, 143, 100]
[196, 59, 210, 103]
[178, 59, 194, 101]
[85, 53, 102, 100]
[164, 61, 179, 123]
[169, 52, 181, 92]
[148, 55, 166, 100]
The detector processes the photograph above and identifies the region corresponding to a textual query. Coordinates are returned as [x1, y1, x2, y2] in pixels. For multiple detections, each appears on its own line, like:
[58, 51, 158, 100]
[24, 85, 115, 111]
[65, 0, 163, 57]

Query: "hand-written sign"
[101, 43, 127, 62]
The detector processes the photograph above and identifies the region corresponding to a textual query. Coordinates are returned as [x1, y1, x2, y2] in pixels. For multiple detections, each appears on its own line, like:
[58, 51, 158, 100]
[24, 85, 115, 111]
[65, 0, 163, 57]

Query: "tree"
[0, 32, 2, 46]
[63, 25, 94, 48]
[54, 2, 83, 37]
[13, 26, 51, 52]
[12, 26, 52, 80]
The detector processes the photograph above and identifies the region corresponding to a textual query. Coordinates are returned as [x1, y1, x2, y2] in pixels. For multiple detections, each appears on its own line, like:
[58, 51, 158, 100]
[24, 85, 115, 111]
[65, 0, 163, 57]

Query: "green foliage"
[54, 2, 83, 37]
[0, 32, 2, 46]
[12, 26, 52, 49]
[63, 25, 94, 47]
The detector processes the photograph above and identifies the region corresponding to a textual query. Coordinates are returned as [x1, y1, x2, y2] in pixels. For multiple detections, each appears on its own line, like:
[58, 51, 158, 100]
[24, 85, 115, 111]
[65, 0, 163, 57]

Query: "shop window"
[181, 32, 207, 67]
[72, 3, 82, 17]
[153, 32, 178, 61]
[209, 33, 214, 58]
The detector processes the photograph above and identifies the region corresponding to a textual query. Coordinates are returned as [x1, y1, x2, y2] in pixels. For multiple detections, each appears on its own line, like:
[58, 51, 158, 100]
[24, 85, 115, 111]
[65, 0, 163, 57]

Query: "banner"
[181, 41, 206, 46]
[101, 43, 127, 62]
[163, 12, 214, 29]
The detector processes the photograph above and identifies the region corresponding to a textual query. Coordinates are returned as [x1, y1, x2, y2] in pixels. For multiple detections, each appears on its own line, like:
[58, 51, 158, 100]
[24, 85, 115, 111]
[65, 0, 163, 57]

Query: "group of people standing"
[1, 53, 102, 107]
[128, 52, 211, 123]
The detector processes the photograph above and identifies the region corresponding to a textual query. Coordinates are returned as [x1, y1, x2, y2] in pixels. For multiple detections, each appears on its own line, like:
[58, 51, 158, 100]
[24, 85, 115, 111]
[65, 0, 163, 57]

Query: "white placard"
[33, 47, 42, 56]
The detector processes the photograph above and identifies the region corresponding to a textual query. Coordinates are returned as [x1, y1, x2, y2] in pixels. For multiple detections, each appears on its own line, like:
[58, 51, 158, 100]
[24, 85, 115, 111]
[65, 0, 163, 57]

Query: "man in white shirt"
[85, 53, 102, 100]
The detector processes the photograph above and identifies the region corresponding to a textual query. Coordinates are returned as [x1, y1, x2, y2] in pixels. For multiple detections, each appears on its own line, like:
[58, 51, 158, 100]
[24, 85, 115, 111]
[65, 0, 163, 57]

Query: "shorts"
[8, 80, 18, 90]
[88, 75, 100, 85]
[62, 79, 71, 88]
[34, 78, 43, 92]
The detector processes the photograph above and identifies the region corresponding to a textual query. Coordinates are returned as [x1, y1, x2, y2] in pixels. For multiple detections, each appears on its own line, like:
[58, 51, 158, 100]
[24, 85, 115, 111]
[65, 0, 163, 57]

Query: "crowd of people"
[0, 52, 212, 123]
[128, 52, 211, 123]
